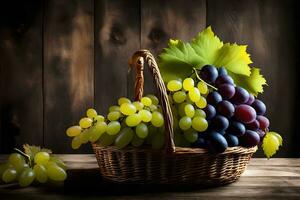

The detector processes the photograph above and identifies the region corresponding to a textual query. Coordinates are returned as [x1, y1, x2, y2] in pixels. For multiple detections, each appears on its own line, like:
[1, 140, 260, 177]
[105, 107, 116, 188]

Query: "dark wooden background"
[0, 0, 298, 157]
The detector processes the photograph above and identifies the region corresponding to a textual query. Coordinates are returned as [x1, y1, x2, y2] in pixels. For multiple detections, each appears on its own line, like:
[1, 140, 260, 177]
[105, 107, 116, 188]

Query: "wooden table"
[0, 155, 299, 199]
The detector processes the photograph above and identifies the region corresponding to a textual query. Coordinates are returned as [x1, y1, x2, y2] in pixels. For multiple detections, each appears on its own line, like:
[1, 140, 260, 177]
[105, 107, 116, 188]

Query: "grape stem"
[14, 148, 33, 168]
[192, 68, 218, 90]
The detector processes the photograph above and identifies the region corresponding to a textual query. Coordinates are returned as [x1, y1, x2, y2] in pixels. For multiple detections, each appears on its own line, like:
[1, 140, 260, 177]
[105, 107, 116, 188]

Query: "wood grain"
[206, 0, 297, 157]
[0, 156, 299, 199]
[94, 0, 140, 113]
[43, 0, 94, 153]
[140, 0, 206, 94]
[0, 1, 43, 152]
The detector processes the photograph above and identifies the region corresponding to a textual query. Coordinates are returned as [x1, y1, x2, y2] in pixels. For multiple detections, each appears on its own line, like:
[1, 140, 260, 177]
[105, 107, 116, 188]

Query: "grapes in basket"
[0, 144, 67, 187]
[66, 26, 283, 158]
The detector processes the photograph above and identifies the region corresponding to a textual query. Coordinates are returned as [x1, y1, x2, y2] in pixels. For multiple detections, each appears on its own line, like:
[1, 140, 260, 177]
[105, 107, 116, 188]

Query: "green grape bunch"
[66, 94, 166, 150]
[0, 144, 67, 187]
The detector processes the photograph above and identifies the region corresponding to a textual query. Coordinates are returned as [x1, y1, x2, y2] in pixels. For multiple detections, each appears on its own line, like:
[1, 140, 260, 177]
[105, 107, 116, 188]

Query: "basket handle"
[129, 50, 175, 154]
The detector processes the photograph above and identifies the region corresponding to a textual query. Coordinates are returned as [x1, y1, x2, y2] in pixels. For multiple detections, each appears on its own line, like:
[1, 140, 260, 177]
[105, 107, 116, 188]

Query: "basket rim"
[92, 143, 257, 156]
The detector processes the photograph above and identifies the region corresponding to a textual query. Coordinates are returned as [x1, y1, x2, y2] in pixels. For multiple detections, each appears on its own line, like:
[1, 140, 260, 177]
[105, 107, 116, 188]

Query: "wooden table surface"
[0, 155, 300, 200]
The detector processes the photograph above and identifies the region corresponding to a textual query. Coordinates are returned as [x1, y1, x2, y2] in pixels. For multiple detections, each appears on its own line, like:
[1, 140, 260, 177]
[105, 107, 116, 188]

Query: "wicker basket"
[92, 50, 257, 186]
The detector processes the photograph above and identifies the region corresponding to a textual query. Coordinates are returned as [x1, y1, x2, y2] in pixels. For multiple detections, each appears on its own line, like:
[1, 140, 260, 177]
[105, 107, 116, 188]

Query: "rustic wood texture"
[44, 0, 94, 153]
[0, 1, 43, 153]
[94, 0, 140, 113]
[140, 0, 206, 94]
[206, 0, 297, 157]
[0, 156, 299, 199]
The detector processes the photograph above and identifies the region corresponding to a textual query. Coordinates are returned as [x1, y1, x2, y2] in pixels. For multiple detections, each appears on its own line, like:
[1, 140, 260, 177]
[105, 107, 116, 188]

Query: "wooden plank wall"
[0, 0, 297, 156]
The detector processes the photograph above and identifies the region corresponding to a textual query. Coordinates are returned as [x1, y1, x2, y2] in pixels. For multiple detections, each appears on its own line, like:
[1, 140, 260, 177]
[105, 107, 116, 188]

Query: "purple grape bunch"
[193, 65, 269, 153]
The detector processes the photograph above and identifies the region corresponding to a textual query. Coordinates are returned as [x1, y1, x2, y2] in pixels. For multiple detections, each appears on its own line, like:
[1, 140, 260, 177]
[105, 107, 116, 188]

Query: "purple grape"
[211, 115, 229, 132]
[207, 131, 228, 153]
[257, 129, 266, 138]
[203, 104, 216, 120]
[246, 94, 255, 105]
[257, 115, 269, 130]
[199, 65, 218, 84]
[240, 130, 260, 147]
[218, 67, 228, 76]
[234, 104, 257, 123]
[232, 87, 250, 104]
[251, 99, 266, 115]
[227, 121, 246, 136]
[193, 137, 207, 148]
[224, 134, 239, 147]
[217, 100, 235, 118]
[246, 120, 260, 131]
[218, 84, 235, 99]
[215, 75, 234, 86]
[207, 91, 222, 105]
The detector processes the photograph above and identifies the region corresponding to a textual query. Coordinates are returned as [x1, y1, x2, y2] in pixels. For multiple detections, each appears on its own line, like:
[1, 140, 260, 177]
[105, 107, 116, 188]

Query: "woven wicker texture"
[92, 50, 257, 185]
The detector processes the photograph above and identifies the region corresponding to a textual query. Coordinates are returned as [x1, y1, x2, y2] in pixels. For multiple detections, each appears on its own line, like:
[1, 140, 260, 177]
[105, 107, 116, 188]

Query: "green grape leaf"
[159, 40, 202, 82]
[23, 144, 52, 161]
[230, 67, 267, 96]
[190, 26, 223, 66]
[262, 132, 283, 159]
[214, 43, 251, 76]
[158, 26, 267, 95]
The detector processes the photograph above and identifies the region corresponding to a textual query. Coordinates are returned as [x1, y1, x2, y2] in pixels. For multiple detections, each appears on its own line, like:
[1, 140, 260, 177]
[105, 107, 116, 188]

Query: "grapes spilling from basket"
[0, 145, 67, 187]
[66, 68, 281, 157]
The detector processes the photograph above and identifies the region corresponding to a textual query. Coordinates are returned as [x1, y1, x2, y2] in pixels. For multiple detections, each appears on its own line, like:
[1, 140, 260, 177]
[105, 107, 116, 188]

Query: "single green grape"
[149, 104, 157, 112]
[184, 104, 195, 118]
[15, 163, 29, 174]
[80, 129, 91, 144]
[125, 114, 142, 127]
[94, 115, 105, 123]
[197, 81, 208, 94]
[33, 164, 47, 183]
[120, 103, 136, 115]
[146, 94, 159, 105]
[49, 157, 67, 170]
[151, 111, 164, 127]
[184, 128, 198, 143]
[106, 121, 121, 135]
[2, 168, 17, 183]
[34, 152, 50, 165]
[109, 105, 120, 112]
[178, 102, 188, 117]
[192, 117, 208, 132]
[195, 96, 207, 109]
[194, 109, 206, 118]
[8, 153, 25, 167]
[89, 121, 107, 143]
[79, 117, 93, 129]
[19, 168, 35, 187]
[151, 132, 165, 149]
[179, 116, 192, 131]
[141, 97, 152, 106]
[173, 91, 186, 103]
[135, 123, 148, 139]
[138, 109, 152, 122]
[66, 125, 82, 137]
[107, 111, 121, 121]
[97, 133, 117, 147]
[46, 165, 67, 181]
[167, 80, 182, 92]
[188, 87, 201, 102]
[114, 127, 134, 149]
[131, 134, 144, 147]
[146, 125, 157, 145]
[133, 101, 144, 111]
[118, 97, 131, 105]
[86, 108, 97, 119]
[183, 78, 194, 91]
[0, 163, 11, 178]
[71, 135, 82, 149]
